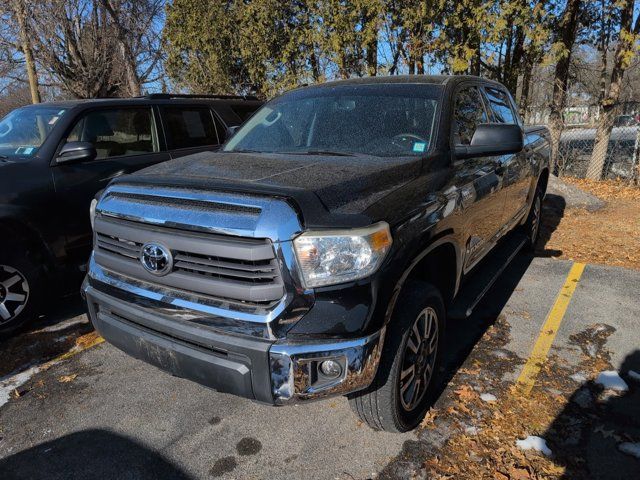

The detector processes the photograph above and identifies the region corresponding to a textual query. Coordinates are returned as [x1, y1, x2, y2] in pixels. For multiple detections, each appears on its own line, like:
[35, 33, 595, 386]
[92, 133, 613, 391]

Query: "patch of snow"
[619, 442, 640, 459]
[0, 366, 41, 407]
[595, 370, 629, 392]
[570, 372, 587, 383]
[35, 316, 88, 333]
[628, 370, 640, 383]
[516, 436, 552, 456]
[586, 343, 598, 357]
[480, 393, 497, 403]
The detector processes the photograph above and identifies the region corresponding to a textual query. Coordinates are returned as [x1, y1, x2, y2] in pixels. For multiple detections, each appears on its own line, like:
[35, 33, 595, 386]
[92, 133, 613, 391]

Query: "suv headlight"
[293, 222, 392, 288]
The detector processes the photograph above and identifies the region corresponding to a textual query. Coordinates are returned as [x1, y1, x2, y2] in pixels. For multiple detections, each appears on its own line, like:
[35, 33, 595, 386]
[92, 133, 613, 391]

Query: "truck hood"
[130, 151, 422, 216]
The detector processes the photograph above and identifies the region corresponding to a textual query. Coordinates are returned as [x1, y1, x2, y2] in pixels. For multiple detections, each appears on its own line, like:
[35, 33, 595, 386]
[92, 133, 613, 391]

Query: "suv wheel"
[0, 243, 44, 337]
[349, 282, 445, 432]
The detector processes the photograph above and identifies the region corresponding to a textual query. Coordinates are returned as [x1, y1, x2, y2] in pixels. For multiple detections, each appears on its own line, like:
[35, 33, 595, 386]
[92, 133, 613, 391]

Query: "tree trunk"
[547, 0, 582, 173]
[100, 0, 142, 96]
[13, 0, 40, 103]
[586, 0, 638, 180]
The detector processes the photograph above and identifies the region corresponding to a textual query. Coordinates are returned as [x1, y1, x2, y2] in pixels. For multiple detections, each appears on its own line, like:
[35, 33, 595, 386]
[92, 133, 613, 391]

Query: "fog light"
[319, 359, 342, 378]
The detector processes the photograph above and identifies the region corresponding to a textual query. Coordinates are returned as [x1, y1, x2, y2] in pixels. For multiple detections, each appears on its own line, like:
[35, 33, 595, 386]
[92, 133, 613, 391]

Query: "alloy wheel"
[0, 265, 30, 324]
[399, 306, 439, 412]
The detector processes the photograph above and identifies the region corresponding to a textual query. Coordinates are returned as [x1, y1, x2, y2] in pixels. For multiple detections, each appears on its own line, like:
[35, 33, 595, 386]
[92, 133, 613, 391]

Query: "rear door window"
[66, 108, 158, 160]
[162, 106, 220, 149]
[453, 86, 488, 145]
[484, 87, 517, 124]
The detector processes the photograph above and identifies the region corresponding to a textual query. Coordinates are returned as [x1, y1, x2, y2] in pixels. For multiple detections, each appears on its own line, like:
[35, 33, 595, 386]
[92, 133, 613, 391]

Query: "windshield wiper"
[286, 150, 357, 157]
[230, 148, 263, 154]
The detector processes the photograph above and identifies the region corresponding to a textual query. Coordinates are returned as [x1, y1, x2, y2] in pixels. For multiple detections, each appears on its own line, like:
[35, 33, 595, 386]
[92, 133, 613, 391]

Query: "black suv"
[0, 94, 262, 334]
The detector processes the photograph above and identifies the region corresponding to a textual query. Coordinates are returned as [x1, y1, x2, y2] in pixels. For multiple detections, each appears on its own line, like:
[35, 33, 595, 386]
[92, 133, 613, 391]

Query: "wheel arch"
[384, 235, 462, 326]
[0, 209, 54, 269]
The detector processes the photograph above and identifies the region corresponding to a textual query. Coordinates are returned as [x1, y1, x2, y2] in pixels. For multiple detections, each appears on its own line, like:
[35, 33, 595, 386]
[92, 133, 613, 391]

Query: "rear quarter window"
[484, 87, 517, 124]
[162, 106, 219, 149]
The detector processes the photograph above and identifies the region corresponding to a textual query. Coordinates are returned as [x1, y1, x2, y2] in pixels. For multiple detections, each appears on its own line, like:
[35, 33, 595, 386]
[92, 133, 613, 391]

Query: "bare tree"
[97, 0, 164, 96]
[9, 0, 41, 103]
[31, 0, 124, 98]
[547, 0, 584, 172]
[586, 0, 640, 180]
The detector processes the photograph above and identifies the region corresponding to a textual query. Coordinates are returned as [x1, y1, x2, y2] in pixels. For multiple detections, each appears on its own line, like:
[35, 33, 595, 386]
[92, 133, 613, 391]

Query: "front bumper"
[83, 280, 384, 405]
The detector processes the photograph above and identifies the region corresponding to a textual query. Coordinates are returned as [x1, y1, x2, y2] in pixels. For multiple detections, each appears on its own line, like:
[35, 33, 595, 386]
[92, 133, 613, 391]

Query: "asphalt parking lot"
[0, 255, 638, 479]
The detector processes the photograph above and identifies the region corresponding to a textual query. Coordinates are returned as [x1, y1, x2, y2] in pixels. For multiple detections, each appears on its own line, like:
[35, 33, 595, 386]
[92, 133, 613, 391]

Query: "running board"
[448, 234, 528, 320]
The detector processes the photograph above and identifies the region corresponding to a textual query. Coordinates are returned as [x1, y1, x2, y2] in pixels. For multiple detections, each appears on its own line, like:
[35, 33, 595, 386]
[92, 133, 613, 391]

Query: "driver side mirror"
[455, 124, 523, 159]
[56, 141, 97, 164]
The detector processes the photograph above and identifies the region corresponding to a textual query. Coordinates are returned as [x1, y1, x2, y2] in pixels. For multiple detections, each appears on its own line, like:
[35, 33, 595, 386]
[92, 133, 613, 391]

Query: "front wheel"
[349, 282, 445, 432]
[0, 242, 45, 337]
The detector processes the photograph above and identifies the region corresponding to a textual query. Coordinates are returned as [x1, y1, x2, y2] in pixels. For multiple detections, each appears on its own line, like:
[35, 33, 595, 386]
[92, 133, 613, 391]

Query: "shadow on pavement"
[434, 191, 565, 407]
[0, 429, 192, 480]
[0, 294, 92, 377]
[434, 251, 533, 400]
[536, 193, 566, 258]
[544, 350, 640, 479]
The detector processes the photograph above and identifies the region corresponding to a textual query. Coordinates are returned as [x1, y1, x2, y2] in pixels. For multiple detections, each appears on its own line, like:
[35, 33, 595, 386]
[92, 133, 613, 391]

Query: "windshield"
[224, 84, 441, 157]
[0, 106, 67, 157]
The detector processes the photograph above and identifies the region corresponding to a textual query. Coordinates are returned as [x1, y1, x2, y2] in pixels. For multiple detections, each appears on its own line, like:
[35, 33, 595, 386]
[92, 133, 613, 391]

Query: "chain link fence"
[525, 102, 640, 184]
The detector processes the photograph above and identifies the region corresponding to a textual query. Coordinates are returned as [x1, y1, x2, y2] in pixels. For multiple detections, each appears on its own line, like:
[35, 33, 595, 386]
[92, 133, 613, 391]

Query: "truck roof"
[16, 94, 261, 110]
[302, 74, 505, 90]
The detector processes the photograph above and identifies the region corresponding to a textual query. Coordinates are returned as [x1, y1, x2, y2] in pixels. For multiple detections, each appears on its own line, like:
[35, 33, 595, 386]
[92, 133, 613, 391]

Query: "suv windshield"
[224, 84, 441, 157]
[0, 106, 67, 157]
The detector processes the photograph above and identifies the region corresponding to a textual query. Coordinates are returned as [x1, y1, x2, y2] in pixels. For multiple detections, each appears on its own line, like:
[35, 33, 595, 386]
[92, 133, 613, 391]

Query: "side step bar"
[448, 234, 528, 320]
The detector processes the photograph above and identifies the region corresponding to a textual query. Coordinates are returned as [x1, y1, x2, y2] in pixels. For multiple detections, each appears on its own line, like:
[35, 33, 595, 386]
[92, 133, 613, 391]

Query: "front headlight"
[293, 222, 392, 288]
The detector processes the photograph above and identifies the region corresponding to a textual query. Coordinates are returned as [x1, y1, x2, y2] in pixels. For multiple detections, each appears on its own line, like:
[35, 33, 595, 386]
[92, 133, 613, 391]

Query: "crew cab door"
[51, 106, 169, 265]
[451, 85, 507, 271]
[481, 86, 530, 225]
[160, 105, 224, 159]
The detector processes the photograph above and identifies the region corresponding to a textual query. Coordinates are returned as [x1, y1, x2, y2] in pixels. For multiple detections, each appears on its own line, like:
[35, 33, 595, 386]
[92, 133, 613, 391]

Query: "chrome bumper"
[269, 329, 385, 404]
[84, 268, 385, 404]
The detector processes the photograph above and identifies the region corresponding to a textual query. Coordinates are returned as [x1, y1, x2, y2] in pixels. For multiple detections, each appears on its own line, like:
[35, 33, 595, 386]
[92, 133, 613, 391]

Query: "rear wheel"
[523, 188, 543, 251]
[0, 242, 45, 337]
[349, 282, 445, 432]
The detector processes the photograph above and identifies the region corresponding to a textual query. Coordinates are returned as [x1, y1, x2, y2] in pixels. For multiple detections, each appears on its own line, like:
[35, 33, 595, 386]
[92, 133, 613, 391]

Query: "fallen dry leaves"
[58, 374, 77, 383]
[538, 179, 640, 270]
[421, 318, 620, 480]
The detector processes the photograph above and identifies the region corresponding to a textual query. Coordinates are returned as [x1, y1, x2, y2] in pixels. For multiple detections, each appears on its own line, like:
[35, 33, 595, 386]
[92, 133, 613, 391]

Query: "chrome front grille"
[93, 217, 285, 305]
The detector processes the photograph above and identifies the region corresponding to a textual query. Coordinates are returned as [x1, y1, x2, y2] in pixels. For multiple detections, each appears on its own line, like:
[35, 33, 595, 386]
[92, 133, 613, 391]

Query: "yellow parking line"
[514, 262, 585, 395]
[41, 332, 105, 371]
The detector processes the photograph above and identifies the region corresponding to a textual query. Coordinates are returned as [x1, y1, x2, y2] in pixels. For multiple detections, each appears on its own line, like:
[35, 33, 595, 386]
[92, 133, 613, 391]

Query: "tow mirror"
[56, 141, 97, 164]
[455, 124, 523, 159]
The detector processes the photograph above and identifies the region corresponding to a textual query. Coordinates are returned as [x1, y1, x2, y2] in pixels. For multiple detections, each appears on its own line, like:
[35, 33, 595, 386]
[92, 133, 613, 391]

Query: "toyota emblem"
[140, 243, 173, 276]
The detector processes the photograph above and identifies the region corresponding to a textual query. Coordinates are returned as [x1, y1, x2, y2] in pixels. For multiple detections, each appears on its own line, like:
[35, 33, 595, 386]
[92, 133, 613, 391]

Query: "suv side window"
[453, 86, 488, 145]
[66, 108, 158, 160]
[163, 106, 219, 150]
[484, 87, 517, 124]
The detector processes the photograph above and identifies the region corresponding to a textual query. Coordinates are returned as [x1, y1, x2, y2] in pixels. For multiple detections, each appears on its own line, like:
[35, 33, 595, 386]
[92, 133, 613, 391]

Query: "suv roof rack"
[143, 93, 259, 101]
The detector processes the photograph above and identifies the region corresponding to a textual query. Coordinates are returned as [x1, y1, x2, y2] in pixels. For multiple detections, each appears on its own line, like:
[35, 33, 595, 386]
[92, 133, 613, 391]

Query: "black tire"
[523, 187, 543, 251]
[349, 282, 445, 432]
[0, 241, 45, 337]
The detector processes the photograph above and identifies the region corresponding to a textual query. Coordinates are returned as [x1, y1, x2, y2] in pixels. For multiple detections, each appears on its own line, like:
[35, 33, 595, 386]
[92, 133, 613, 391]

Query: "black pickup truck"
[0, 94, 261, 335]
[83, 76, 550, 432]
